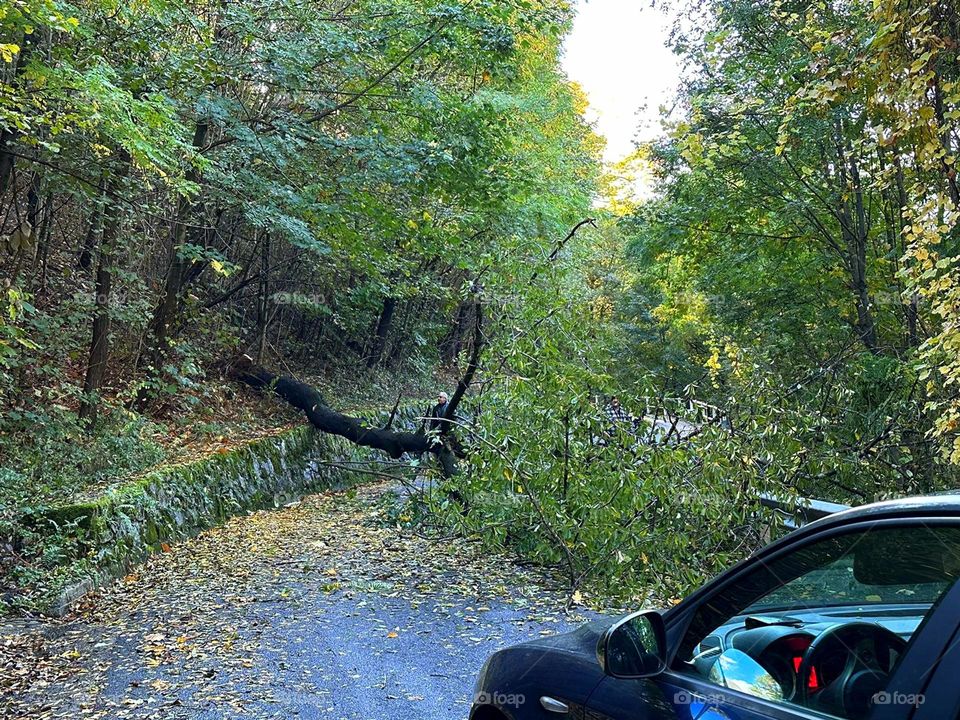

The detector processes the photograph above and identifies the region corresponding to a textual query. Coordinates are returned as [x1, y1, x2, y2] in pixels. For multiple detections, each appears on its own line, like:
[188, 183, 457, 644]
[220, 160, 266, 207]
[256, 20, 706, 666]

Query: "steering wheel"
[796, 622, 907, 719]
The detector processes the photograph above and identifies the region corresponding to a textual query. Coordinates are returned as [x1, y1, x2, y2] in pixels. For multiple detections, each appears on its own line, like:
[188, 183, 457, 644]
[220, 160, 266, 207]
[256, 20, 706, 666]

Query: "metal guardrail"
[759, 493, 850, 530]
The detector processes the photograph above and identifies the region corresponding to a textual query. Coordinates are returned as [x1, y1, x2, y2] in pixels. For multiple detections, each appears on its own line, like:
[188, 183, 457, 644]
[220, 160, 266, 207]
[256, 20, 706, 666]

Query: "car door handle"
[540, 696, 570, 714]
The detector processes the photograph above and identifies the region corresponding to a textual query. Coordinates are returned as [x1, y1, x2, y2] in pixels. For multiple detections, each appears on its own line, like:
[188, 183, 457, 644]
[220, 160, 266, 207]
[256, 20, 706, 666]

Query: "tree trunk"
[26, 174, 40, 228]
[229, 356, 434, 459]
[79, 165, 127, 424]
[366, 296, 397, 368]
[835, 125, 879, 354]
[256, 231, 270, 363]
[138, 120, 209, 390]
[0, 34, 34, 197]
[31, 191, 53, 291]
[77, 201, 103, 271]
[37, 194, 53, 293]
[229, 297, 483, 477]
[441, 294, 483, 430]
[441, 300, 469, 364]
[0, 128, 15, 198]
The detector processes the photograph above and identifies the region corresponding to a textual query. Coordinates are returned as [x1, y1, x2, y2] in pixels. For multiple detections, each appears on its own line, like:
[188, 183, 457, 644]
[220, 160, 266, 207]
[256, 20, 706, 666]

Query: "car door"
[584, 520, 960, 720]
[899, 580, 960, 720]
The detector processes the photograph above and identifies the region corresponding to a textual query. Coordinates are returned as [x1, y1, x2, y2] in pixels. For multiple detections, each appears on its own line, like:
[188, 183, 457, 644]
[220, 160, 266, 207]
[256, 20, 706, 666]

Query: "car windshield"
[679, 524, 960, 662]
[746, 554, 950, 612]
[743, 525, 960, 613]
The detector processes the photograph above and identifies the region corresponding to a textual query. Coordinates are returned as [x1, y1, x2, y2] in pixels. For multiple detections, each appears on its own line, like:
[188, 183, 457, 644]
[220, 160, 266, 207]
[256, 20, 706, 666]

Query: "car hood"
[476, 617, 618, 709]
[517, 617, 616, 659]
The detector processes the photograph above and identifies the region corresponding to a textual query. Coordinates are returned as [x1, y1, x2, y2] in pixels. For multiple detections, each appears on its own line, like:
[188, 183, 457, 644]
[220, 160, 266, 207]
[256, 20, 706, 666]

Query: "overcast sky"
[561, 0, 681, 164]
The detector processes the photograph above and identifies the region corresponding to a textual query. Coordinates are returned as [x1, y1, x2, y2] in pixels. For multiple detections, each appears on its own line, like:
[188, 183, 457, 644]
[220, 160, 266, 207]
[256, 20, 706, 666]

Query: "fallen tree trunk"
[229, 355, 434, 460]
[229, 292, 483, 477]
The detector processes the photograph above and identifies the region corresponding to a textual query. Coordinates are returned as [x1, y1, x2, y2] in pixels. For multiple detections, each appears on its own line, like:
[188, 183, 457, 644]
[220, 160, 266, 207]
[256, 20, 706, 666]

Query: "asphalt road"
[4, 483, 603, 720]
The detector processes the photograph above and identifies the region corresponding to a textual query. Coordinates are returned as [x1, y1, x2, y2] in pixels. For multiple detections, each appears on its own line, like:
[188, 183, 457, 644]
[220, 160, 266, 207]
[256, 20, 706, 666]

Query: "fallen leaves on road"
[1, 482, 599, 720]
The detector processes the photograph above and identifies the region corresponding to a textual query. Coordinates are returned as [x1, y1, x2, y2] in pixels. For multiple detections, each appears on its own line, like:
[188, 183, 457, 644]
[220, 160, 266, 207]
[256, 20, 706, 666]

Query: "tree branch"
[228, 355, 431, 459]
[443, 292, 483, 424]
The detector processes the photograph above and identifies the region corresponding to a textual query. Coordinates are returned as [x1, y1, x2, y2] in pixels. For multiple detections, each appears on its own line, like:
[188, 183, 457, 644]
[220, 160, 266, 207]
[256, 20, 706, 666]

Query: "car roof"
[779, 492, 960, 544]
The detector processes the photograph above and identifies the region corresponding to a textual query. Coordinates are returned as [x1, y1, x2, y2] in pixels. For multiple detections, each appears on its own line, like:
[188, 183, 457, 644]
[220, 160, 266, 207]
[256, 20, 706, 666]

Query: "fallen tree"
[227, 295, 482, 477]
[229, 354, 435, 457]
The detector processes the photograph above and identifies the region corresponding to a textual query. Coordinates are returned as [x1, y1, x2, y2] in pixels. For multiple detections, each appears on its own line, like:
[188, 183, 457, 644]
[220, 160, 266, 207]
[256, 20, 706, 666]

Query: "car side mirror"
[597, 610, 668, 679]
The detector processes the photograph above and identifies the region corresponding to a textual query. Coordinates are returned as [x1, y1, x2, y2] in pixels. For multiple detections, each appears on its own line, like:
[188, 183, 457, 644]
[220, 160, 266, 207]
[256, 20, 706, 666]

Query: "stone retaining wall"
[32, 423, 398, 615]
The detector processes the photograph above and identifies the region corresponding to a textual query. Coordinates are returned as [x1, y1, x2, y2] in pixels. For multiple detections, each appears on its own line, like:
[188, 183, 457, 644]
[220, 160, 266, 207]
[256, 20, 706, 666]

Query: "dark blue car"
[470, 495, 960, 720]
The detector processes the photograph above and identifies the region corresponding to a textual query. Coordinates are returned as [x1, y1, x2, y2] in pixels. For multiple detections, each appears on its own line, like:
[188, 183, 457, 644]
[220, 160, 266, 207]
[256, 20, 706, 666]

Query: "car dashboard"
[687, 605, 928, 705]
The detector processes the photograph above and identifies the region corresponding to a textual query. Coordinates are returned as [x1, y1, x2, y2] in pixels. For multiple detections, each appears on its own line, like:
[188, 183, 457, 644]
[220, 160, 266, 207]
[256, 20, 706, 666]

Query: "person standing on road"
[605, 396, 640, 449]
[606, 396, 633, 428]
[429, 391, 450, 434]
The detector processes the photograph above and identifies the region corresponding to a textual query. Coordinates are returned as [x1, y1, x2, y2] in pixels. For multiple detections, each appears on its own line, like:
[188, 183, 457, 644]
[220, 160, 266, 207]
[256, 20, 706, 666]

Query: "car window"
[678, 524, 960, 720]
[747, 547, 952, 612]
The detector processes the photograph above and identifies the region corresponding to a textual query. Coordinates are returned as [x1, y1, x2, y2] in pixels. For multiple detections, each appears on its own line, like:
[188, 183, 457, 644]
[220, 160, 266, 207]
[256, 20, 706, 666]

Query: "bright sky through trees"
[562, 0, 680, 163]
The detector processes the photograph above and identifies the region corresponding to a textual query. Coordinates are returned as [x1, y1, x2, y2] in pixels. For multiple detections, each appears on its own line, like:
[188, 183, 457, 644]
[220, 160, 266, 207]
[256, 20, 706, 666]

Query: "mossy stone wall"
[33, 425, 382, 615]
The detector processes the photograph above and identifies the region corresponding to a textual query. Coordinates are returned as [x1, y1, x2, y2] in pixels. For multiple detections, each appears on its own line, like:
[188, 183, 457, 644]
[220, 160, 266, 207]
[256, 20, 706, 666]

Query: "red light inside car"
[792, 657, 819, 690]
